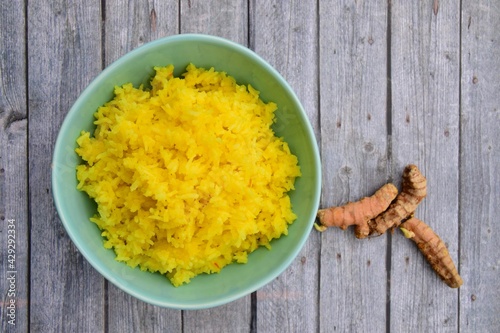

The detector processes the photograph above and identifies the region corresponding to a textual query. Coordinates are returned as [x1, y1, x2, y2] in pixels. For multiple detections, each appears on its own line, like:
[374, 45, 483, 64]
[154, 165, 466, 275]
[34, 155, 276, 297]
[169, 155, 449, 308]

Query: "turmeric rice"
[75, 64, 301, 286]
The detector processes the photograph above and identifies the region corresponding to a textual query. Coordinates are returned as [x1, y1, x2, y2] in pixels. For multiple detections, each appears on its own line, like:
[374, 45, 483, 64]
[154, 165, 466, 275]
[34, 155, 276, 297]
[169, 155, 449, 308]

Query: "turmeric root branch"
[316, 183, 398, 239]
[400, 217, 463, 288]
[369, 164, 427, 236]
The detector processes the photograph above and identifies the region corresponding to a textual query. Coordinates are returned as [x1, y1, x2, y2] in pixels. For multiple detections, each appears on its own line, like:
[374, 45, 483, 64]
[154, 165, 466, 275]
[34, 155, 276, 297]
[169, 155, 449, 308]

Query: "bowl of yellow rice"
[52, 34, 321, 309]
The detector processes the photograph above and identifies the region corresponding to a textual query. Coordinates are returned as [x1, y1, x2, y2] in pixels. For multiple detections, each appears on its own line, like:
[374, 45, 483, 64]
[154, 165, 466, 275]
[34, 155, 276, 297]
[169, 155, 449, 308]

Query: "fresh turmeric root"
[400, 217, 463, 288]
[368, 164, 427, 236]
[315, 183, 398, 238]
[316, 164, 463, 288]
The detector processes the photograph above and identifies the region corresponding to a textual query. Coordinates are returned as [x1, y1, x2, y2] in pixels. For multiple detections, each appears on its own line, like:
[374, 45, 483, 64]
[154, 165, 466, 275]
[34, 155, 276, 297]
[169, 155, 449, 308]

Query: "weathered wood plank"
[184, 299, 252, 333]
[28, 1, 105, 332]
[0, 1, 28, 332]
[459, 1, 500, 331]
[103, 1, 183, 332]
[251, 1, 320, 332]
[180, 0, 248, 43]
[104, 0, 179, 64]
[390, 1, 460, 331]
[107, 292, 182, 333]
[318, 1, 389, 332]
[179, 1, 253, 331]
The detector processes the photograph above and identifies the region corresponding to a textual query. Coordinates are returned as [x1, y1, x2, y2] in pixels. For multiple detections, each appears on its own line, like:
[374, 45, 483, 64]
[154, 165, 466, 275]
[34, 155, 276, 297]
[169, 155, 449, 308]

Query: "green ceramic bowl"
[52, 34, 321, 309]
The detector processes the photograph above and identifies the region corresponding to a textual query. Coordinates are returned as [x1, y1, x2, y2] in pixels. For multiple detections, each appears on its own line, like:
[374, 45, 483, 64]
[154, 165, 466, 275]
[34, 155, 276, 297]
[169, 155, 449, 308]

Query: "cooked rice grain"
[76, 64, 301, 286]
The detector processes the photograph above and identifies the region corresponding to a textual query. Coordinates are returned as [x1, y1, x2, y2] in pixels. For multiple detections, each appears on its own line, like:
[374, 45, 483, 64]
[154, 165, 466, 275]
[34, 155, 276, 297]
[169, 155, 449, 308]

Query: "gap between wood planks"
[385, 1, 393, 332]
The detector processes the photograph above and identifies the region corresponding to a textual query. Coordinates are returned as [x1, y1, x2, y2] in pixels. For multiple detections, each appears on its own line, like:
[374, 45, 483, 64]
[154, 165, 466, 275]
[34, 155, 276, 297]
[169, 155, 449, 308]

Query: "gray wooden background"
[1, 0, 499, 332]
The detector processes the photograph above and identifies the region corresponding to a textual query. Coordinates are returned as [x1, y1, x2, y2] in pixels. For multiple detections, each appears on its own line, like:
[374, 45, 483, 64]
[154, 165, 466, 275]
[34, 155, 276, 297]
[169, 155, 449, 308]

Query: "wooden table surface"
[1, 1, 499, 332]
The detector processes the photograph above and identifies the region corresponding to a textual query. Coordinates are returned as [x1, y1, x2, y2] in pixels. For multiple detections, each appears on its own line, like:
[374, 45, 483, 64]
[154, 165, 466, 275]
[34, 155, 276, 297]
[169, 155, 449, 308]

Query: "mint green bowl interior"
[52, 34, 321, 310]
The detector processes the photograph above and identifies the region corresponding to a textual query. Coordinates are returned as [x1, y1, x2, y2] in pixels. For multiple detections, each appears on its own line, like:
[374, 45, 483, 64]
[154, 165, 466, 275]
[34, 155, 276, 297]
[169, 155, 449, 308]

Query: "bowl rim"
[52, 33, 322, 309]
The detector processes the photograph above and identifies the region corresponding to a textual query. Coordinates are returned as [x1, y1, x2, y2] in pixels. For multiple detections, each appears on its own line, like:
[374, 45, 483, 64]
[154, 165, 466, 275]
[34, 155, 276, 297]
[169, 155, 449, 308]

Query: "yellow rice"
[75, 64, 301, 286]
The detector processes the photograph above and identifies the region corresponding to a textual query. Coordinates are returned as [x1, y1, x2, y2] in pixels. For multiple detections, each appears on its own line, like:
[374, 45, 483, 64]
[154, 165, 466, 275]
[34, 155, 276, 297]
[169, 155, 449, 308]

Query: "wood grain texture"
[27, 1, 105, 332]
[318, 1, 389, 332]
[251, 1, 320, 332]
[103, 2, 183, 332]
[0, 1, 28, 332]
[390, 1, 461, 331]
[184, 298, 251, 333]
[459, 1, 500, 331]
[180, 0, 248, 43]
[107, 292, 181, 333]
[105, 0, 179, 65]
